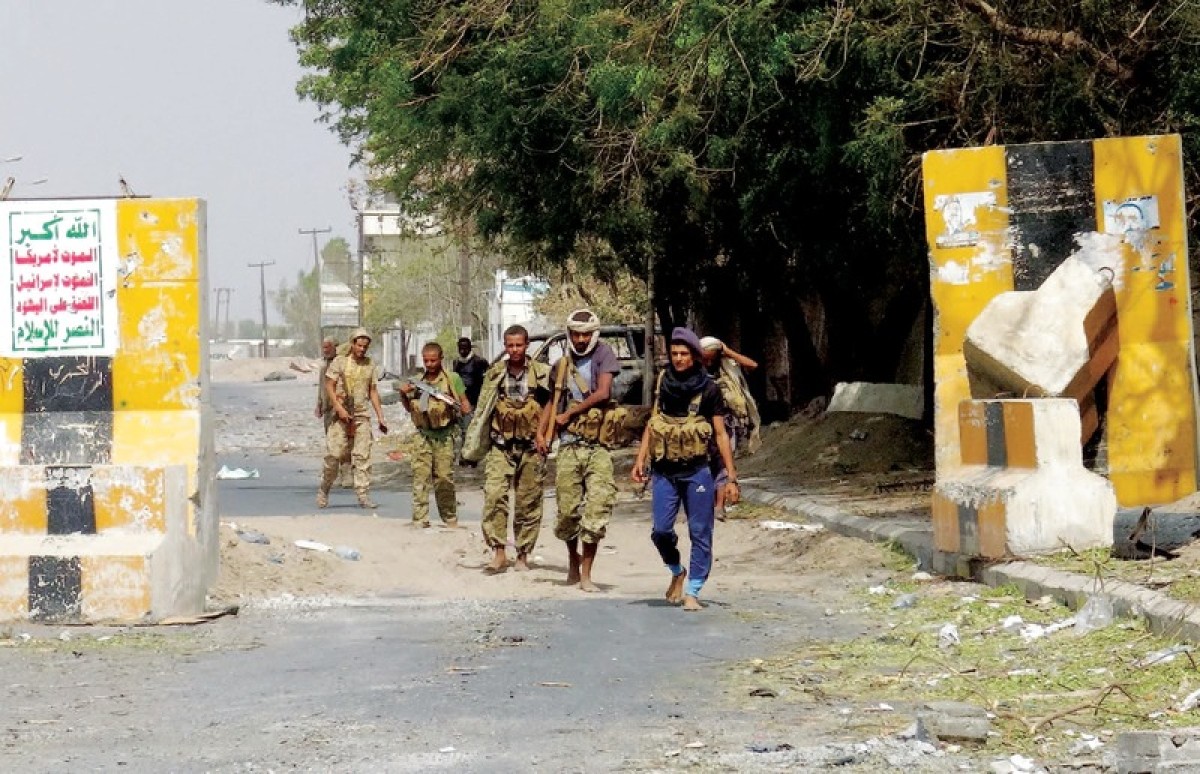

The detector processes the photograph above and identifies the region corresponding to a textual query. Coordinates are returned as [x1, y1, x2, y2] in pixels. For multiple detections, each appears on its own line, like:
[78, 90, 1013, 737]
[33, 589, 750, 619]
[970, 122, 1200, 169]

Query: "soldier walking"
[400, 342, 472, 528]
[319, 328, 388, 509]
[632, 327, 739, 612]
[479, 325, 552, 573]
[542, 309, 621, 592]
[316, 336, 353, 489]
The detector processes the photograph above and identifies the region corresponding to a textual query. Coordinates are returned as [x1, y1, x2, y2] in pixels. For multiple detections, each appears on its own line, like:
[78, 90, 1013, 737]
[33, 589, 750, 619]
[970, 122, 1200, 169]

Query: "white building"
[484, 271, 550, 359]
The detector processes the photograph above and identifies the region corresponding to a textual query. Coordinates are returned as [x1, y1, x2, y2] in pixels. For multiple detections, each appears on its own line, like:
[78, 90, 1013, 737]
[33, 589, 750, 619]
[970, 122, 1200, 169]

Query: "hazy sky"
[0, 0, 356, 322]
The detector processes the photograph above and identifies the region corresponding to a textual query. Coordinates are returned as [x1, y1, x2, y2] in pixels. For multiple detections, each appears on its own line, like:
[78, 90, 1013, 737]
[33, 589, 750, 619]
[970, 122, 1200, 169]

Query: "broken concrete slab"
[1113, 729, 1200, 773]
[827, 382, 923, 420]
[915, 701, 990, 744]
[963, 255, 1117, 407]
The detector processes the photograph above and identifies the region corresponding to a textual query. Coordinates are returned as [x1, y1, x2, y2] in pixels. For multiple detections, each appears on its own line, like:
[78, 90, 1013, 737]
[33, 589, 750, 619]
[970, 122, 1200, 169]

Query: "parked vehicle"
[492, 325, 651, 405]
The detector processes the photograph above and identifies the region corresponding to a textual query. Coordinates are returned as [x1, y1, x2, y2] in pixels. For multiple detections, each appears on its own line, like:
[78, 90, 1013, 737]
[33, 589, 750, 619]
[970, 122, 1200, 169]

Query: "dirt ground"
[210, 359, 903, 612]
[210, 511, 878, 607]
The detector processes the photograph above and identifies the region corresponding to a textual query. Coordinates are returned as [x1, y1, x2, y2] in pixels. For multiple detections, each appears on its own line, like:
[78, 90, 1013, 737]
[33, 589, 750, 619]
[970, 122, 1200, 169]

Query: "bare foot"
[579, 577, 598, 593]
[566, 544, 581, 584]
[666, 570, 687, 605]
[484, 549, 508, 575]
[682, 595, 703, 612]
[514, 554, 531, 572]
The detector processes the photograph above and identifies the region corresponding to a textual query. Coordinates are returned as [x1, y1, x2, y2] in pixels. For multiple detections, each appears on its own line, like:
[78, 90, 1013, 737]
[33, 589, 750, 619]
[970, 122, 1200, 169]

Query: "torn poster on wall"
[0, 200, 118, 357]
[933, 191, 997, 249]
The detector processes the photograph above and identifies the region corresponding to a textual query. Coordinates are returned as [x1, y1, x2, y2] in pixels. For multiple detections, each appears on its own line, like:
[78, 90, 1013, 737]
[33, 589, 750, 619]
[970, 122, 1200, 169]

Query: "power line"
[247, 261, 276, 357]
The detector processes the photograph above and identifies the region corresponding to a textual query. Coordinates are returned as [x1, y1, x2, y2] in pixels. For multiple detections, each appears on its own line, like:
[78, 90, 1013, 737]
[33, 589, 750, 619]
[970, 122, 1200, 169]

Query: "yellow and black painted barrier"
[933, 399, 1115, 560]
[923, 135, 1199, 506]
[0, 198, 214, 623]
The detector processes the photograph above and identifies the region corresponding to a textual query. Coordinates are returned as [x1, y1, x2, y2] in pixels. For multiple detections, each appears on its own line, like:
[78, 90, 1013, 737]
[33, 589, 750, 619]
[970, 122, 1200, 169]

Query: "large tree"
[276, 0, 1200, 408]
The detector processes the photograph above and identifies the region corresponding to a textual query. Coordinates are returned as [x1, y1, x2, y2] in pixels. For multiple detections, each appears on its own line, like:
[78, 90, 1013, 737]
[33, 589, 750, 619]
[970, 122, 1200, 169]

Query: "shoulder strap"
[441, 368, 461, 397]
[688, 390, 704, 416]
[569, 359, 590, 396]
[651, 371, 665, 415]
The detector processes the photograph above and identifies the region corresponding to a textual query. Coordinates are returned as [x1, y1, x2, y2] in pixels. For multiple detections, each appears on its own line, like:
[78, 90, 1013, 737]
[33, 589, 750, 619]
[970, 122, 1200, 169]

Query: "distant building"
[485, 271, 549, 359]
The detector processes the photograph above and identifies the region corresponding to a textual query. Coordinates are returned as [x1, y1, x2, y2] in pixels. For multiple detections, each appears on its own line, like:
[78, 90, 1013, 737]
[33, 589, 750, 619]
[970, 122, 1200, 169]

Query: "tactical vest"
[647, 374, 713, 462]
[714, 367, 749, 419]
[338, 357, 375, 417]
[555, 357, 625, 447]
[410, 370, 458, 430]
[491, 367, 542, 443]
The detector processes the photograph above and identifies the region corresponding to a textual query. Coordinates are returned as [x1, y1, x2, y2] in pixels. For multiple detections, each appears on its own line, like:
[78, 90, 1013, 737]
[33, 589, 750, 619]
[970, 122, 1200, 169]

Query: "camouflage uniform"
[553, 444, 616, 544]
[406, 369, 463, 526]
[550, 345, 620, 545]
[319, 355, 353, 487]
[320, 354, 380, 500]
[480, 360, 551, 555]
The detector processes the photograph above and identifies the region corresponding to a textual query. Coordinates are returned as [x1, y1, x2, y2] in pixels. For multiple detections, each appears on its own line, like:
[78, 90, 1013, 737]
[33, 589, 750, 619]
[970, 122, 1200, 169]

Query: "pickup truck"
[493, 325, 652, 405]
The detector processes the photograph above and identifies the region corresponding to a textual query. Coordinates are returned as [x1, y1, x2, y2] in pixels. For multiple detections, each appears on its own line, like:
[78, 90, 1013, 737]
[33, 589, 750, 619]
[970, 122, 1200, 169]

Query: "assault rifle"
[404, 378, 459, 410]
[342, 396, 356, 441]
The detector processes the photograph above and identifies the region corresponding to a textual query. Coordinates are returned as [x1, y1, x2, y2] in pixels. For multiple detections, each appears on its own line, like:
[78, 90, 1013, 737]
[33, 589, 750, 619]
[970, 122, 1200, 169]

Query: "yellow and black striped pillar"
[0, 198, 213, 623]
[924, 135, 1198, 506]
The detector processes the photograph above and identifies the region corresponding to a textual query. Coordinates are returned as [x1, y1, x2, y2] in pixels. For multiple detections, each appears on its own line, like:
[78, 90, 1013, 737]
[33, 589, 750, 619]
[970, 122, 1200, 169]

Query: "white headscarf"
[566, 309, 601, 357]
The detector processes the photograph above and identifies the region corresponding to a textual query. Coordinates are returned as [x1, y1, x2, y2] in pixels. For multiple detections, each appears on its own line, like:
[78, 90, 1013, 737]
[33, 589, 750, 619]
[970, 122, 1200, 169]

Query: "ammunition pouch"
[492, 397, 542, 442]
[647, 412, 713, 462]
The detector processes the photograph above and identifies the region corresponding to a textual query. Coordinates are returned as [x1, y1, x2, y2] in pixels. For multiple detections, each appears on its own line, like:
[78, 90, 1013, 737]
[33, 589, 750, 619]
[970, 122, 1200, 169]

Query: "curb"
[742, 483, 1200, 644]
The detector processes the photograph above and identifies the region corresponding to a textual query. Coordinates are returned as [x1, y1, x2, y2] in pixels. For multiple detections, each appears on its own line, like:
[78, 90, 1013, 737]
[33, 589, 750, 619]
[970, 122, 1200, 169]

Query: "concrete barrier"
[922, 135, 1200, 507]
[932, 399, 1115, 559]
[963, 256, 1117, 441]
[0, 198, 214, 623]
[827, 381, 924, 420]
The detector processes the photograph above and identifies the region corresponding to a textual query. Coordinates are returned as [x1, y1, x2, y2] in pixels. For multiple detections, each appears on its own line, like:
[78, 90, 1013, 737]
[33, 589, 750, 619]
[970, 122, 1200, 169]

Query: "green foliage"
[272, 0, 1200, 390]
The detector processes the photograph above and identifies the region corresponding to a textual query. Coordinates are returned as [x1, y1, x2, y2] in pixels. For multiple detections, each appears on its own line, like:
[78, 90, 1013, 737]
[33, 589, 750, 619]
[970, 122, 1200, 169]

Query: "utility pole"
[298, 226, 332, 272]
[213, 287, 234, 340]
[248, 261, 275, 358]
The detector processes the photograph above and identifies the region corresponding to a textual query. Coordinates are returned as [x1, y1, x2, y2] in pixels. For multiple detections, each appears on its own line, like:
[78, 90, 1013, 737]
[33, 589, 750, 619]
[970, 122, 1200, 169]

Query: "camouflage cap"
[349, 327, 372, 343]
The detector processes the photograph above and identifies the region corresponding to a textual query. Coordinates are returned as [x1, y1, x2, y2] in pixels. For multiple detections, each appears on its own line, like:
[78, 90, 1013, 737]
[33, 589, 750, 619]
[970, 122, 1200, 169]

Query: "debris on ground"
[237, 529, 270, 545]
[217, 465, 260, 480]
[729, 577, 1200, 762]
[758, 520, 823, 532]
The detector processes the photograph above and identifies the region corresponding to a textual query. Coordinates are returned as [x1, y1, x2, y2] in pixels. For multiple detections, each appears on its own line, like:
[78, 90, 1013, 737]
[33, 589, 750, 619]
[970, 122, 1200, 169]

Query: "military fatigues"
[406, 370, 463, 526]
[481, 360, 552, 555]
[321, 354, 381, 500]
[551, 348, 620, 545]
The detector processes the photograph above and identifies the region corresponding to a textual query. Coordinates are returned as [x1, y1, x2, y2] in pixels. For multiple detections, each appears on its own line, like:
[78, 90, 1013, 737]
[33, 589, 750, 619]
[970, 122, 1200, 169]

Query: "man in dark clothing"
[454, 337, 489, 406]
[453, 337, 489, 466]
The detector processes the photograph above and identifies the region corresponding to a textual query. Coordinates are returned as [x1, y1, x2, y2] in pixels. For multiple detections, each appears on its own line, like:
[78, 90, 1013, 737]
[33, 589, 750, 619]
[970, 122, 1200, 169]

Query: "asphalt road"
[0, 379, 980, 772]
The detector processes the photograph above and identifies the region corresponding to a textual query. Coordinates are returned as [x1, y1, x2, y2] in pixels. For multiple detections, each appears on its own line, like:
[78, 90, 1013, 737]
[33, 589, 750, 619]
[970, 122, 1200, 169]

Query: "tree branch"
[959, 0, 1134, 82]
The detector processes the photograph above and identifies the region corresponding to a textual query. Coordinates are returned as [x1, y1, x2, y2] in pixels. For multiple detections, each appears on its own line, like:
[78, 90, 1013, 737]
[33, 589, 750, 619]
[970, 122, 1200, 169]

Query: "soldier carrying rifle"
[399, 341, 472, 528]
[318, 328, 388, 510]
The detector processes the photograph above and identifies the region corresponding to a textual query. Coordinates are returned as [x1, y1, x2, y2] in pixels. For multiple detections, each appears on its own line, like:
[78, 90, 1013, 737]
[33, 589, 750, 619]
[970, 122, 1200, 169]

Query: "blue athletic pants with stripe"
[650, 465, 715, 594]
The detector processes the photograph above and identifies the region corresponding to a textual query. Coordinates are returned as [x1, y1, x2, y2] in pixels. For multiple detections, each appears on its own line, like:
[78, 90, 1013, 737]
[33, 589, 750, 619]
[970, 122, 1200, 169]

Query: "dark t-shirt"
[454, 354, 489, 405]
[652, 374, 724, 475]
[656, 376, 723, 419]
[552, 343, 621, 402]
